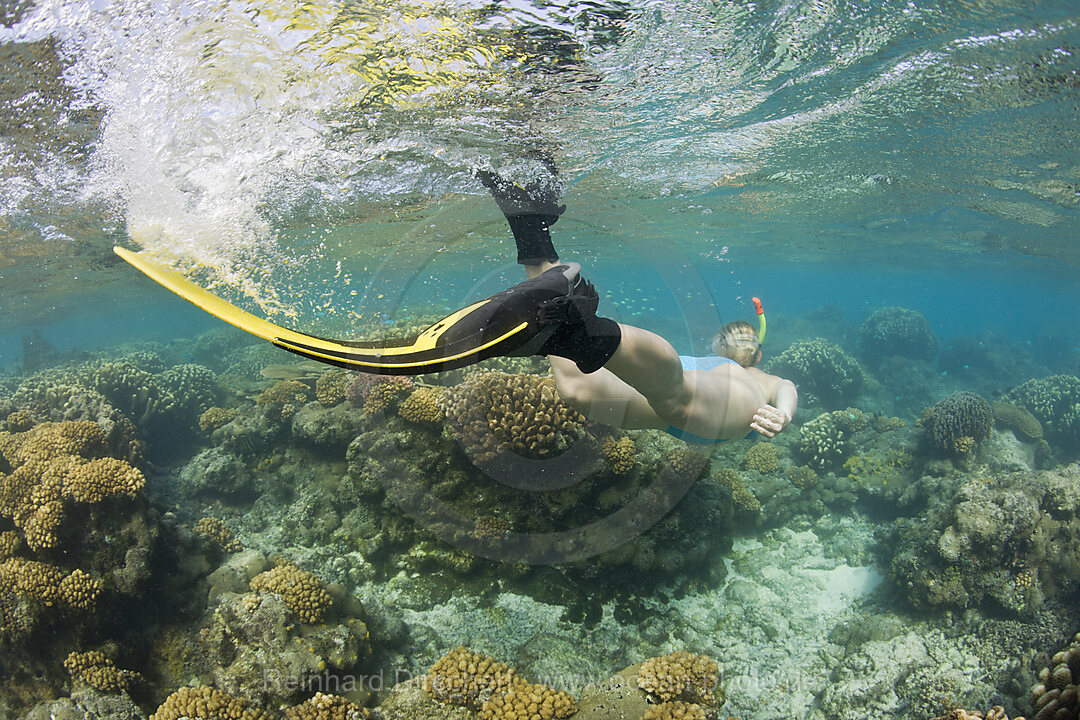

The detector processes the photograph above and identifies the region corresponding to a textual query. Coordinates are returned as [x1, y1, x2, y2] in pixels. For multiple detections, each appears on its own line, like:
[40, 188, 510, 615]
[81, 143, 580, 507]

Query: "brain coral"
[638, 651, 720, 705]
[859, 307, 938, 361]
[443, 371, 584, 463]
[764, 338, 864, 407]
[249, 561, 333, 623]
[921, 392, 993, 455]
[425, 646, 525, 708]
[991, 401, 1043, 441]
[1006, 374, 1080, 452]
[478, 682, 577, 720]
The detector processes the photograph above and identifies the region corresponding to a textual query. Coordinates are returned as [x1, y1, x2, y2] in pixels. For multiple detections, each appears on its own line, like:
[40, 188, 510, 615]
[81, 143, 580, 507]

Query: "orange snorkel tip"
[751, 297, 766, 345]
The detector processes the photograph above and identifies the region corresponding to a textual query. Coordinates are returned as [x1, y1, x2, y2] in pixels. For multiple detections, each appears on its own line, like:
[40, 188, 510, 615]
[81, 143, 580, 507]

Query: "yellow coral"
[399, 386, 445, 424]
[786, 465, 819, 490]
[58, 568, 101, 610]
[194, 517, 242, 553]
[638, 651, 720, 705]
[474, 515, 510, 539]
[257, 380, 311, 408]
[63, 457, 145, 504]
[425, 646, 525, 708]
[478, 682, 577, 720]
[601, 436, 636, 475]
[0, 530, 20, 559]
[713, 468, 760, 512]
[249, 561, 333, 623]
[5, 409, 33, 432]
[0, 557, 63, 606]
[284, 692, 370, 720]
[316, 370, 351, 407]
[665, 448, 710, 480]
[443, 372, 584, 463]
[151, 686, 270, 720]
[843, 450, 911, 487]
[740, 443, 780, 473]
[642, 700, 708, 720]
[199, 407, 238, 432]
[64, 650, 141, 692]
[364, 377, 414, 415]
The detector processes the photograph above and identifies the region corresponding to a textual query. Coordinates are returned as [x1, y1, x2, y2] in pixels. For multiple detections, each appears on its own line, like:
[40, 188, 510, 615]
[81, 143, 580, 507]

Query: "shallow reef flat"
[1, 309, 1079, 720]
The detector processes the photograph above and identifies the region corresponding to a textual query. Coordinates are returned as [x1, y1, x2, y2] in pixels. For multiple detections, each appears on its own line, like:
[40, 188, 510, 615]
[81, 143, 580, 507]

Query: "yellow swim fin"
[113, 246, 579, 376]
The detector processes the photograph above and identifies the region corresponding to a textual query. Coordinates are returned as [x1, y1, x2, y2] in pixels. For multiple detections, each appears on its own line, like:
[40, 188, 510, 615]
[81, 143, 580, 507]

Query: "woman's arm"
[750, 376, 798, 438]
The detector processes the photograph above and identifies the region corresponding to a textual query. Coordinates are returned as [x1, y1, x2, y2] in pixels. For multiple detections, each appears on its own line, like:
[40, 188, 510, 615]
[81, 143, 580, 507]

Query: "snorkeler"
[113, 166, 796, 441]
[472, 165, 798, 442]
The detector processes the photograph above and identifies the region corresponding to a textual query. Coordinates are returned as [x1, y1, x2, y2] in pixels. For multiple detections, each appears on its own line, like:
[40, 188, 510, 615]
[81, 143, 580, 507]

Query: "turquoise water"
[2, 1, 1080, 719]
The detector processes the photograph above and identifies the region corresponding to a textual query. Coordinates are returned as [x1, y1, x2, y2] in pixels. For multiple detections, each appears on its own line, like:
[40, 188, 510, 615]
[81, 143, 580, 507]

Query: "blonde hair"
[712, 321, 760, 367]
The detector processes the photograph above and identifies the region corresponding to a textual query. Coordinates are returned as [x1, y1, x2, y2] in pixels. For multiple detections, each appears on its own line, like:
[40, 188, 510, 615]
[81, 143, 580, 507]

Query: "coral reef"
[797, 408, 868, 471]
[764, 337, 864, 407]
[600, 436, 636, 475]
[316, 370, 351, 407]
[195, 517, 243, 553]
[712, 468, 760, 513]
[889, 465, 1080, 614]
[931, 707, 1022, 720]
[477, 682, 577, 720]
[1006, 375, 1080, 454]
[425, 646, 524, 708]
[859, 306, 938, 362]
[637, 651, 720, 706]
[992, 402, 1043, 441]
[257, 379, 312, 415]
[285, 692, 370, 720]
[665, 448, 710, 480]
[151, 686, 270, 720]
[249, 560, 334, 623]
[442, 371, 584, 463]
[740, 443, 780, 473]
[921, 392, 994, 455]
[399, 386, 446, 425]
[642, 700, 709, 720]
[63, 650, 141, 692]
[786, 464, 819, 489]
[344, 374, 414, 414]
[1027, 632, 1079, 720]
[200, 406, 239, 432]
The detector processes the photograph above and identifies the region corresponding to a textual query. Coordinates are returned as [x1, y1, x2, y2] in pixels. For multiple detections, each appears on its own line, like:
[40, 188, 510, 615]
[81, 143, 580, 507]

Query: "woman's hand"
[751, 404, 790, 438]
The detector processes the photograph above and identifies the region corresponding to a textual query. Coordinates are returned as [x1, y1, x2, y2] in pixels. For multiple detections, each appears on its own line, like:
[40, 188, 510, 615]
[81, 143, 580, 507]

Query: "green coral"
[859, 306, 938, 361]
[764, 338, 863, 408]
[920, 392, 993, 455]
[741, 443, 780, 473]
[843, 450, 912, 487]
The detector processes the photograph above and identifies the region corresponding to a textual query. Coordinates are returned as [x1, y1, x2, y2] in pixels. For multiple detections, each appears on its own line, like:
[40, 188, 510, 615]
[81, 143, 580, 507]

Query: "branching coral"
[786, 464, 819, 489]
[741, 443, 780, 473]
[200, 407, 239, 432]
[64, 650, 142, 691]
[0, 558, 100, 611]
[797, 409, 867, 470]
[443, 371, 584, 463]
[638, 651, 720, 705]
[859, 306, 938, 361]
[249, 561, 333, 624]
[643, 700, 710, 720]
[425, 646, 524, 708]
[284, 692, 371, 720]
[151, 686, 271, 720]
[478, 682, 577, 720]
[601, 436, 636, 474]
[764, 338, 864, 407]
[257, 380, 311, 410]
[920, 392, 993, 455]
[344, 373, 414, 414]
[195, 517, 243, 553]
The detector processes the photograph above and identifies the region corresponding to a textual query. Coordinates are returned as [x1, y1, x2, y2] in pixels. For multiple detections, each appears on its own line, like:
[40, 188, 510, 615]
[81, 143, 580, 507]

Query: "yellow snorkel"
[752, 296, 766, 345]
